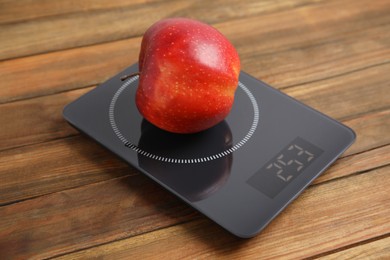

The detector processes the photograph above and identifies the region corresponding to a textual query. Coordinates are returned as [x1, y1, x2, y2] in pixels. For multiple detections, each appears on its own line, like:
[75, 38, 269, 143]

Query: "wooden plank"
[0, 100, 388, 204]
[0, 106, 386, 202]
[0, 1, 387, 259]
[220, 1, 390, 84]
[0, 135, 132, 206]
[0, 66, 388, 241]
[0, 0, 318, 25]
[0, 0, 327, 60]
[318, 236, 390, 259]
[0, 110, 388, 206]
[0, 0, 165, 24]
[0, 38, 141, 104]
[1, 0, 389, 103]
[0, 174, 197, 260]
[17, 166, 387, 259]
[314, 144, 390, 184]
[0, 87, 90, 151]
[343, 109, 390, 156]
[245, 28, 390, 89]
[0, 61, 388, 152]
[285, 63, 390, 121]
[0, 98, 388, 219]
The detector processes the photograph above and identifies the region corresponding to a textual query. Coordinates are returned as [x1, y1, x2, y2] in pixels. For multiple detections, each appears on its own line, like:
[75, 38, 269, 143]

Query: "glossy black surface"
[247, 137, 324, 198]
[63, 63, 355, 238]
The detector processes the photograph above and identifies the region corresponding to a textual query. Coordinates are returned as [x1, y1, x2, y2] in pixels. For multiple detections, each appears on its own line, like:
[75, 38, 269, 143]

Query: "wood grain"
[0, 174, 197, 260]
[314, 144, 390, 184]
[1, 62, 388, 152]
[0, 39, 140, 104]
[0, 0, 325, 60]
[0, 0, 319, 25]
[0, 135, 132, 206]
[343, 109, 390, 156]
[285, 63, 390, 121]
[50, 166, 390, 259]
[0, 87, 89, 151]
[1, 0, 389, 103]
[0, 108, 388, 206]
[0, 66, 388, 206]
[1, 0, 388, 258]
[0, 0, 166, 24]
[319, 236, 390, 259]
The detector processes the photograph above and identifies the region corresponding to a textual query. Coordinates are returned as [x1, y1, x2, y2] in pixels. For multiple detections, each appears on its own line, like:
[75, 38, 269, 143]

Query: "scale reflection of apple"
[63, 63, 355, 238]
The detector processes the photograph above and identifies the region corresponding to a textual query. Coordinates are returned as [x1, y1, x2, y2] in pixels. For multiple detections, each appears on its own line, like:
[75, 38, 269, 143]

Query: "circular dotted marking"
[109, 75, 259, 164]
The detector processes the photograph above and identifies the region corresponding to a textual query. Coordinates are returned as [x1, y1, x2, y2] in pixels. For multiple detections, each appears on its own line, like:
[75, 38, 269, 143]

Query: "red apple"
[135, 18, 240, 133]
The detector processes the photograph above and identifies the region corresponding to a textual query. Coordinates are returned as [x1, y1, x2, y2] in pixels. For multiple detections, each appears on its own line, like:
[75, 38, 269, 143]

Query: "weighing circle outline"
[109, 75, 259, 164]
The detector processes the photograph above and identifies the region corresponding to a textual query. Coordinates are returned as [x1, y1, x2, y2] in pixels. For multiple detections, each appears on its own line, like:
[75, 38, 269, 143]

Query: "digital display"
[247, 137, 323, 198]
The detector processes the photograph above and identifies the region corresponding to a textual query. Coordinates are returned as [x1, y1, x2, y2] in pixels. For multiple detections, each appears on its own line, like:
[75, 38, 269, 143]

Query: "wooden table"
[1, 0, 389, 259]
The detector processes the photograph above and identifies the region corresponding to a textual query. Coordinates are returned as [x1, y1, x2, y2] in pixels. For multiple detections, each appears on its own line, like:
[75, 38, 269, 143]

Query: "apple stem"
[120, 72, 140, 81]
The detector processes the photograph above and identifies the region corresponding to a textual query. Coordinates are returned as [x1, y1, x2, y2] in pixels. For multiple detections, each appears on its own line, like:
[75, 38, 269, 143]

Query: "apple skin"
[136, 18, 240, 133]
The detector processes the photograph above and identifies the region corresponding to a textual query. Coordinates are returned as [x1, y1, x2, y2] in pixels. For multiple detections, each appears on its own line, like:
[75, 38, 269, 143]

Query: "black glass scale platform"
[63, 63, 355, 238]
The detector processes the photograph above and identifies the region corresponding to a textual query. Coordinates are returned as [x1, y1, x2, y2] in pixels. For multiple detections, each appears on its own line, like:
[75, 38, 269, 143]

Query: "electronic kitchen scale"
[63, 63, 356, 238]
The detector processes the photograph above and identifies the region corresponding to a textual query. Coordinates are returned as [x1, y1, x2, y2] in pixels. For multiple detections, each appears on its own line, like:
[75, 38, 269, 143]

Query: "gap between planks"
[46, 165, 390, 259]
[0, 0, 333, 60]
[1, 2, 389, 104]
[0, 63, 388, 154]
